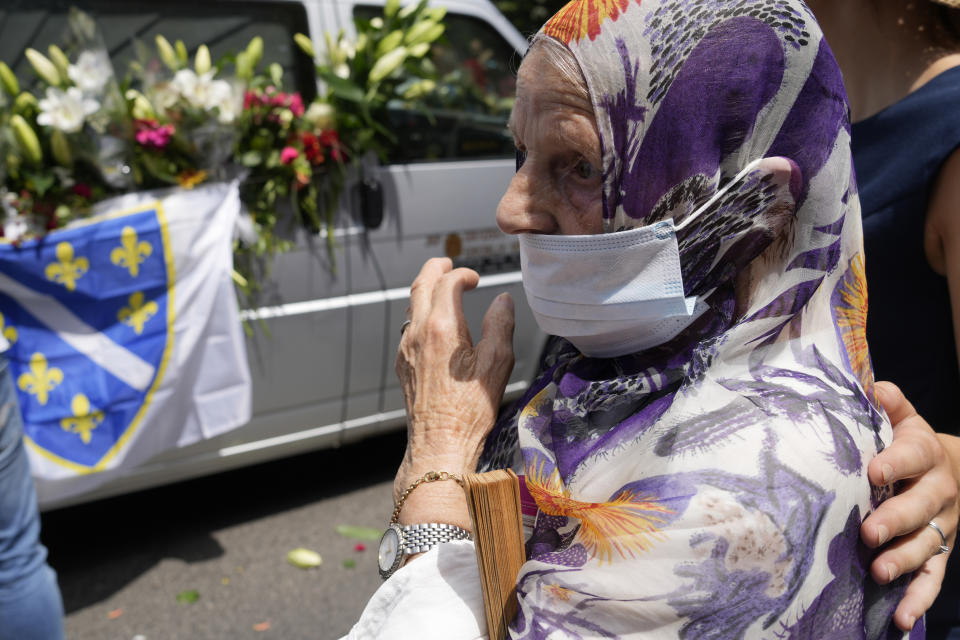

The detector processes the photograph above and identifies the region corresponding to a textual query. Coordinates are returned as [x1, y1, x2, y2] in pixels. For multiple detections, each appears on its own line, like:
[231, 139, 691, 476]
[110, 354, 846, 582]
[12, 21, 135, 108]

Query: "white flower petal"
[67, 50, 112, 93]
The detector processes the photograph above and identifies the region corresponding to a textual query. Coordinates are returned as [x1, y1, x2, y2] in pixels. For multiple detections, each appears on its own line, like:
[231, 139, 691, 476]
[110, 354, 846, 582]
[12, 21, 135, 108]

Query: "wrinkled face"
[496, 47, 604, 236]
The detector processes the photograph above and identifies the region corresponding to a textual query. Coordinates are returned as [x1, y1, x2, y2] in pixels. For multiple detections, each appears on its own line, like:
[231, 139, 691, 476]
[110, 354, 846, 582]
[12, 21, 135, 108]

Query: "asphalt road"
[40, 429, 409, 640]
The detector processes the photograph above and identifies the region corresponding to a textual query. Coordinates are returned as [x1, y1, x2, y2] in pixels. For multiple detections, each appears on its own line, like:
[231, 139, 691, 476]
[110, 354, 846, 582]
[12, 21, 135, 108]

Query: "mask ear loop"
[674, 158, 766, 232]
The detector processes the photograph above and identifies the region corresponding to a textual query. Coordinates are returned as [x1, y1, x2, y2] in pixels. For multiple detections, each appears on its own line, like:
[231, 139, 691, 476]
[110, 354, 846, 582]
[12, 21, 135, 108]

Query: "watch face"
[378, 527, 400, 572]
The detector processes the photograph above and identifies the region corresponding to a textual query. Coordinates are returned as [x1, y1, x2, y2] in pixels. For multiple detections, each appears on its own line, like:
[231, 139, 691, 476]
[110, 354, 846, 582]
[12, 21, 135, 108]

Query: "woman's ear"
[754, 155, 802, 245]
[730, 156, 802, 318]
[678, 156, 800, 298]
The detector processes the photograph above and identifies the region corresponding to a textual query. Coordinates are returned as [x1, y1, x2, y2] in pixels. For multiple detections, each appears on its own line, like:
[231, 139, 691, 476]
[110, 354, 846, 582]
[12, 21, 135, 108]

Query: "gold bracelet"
[391, 470, 464, 524]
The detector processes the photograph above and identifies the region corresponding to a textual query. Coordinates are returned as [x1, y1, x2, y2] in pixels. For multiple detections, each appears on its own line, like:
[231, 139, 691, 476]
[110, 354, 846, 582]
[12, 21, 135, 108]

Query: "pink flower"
[288, 93, 304, 117]
[135, 119, 175, 150]
[280, 146, 300, 164]
[354, 543, 366, 552]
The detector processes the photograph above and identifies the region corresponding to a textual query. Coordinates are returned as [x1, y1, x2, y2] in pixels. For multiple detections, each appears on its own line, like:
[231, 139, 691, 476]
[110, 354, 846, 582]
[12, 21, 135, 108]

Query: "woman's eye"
[575, 159, 597, 180]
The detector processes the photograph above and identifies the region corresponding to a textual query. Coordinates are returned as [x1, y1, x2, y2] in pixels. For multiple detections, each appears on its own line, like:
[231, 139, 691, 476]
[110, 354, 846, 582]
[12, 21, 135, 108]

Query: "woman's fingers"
[875, 381, 915, 425]
[890, 552, 951, 631]
[869, 513, 952, 583]
[428, 267, 480, 342]
[861, 379, 960, 624]
[860, 470, 956, 548]
[409, 257, 453, 327]
[868, 382, 933, 486]
[476, 293, 515, 376]
[868, 424, 939, 487]
[864, 379, 955, 549]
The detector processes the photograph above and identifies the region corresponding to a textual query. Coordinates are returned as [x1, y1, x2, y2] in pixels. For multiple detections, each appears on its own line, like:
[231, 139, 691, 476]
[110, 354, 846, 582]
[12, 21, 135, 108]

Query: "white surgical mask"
[519, 159, 764, 358]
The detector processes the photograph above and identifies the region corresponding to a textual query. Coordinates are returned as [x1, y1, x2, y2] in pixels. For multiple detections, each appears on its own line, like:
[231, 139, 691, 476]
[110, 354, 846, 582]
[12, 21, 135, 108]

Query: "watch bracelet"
[402, 522, 472, 554]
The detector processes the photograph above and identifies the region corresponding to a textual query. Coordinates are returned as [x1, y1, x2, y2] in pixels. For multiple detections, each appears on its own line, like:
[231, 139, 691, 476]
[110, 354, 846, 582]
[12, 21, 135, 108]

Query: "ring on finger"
[399, 319, 412, 336]
[927, 520, 951, 555]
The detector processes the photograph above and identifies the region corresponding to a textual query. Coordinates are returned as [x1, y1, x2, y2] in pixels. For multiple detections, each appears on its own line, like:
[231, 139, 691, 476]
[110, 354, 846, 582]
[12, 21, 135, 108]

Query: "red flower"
[72, 183, 93, 199]
[319, 130, 345, 163]
[301, 132, 324, 165]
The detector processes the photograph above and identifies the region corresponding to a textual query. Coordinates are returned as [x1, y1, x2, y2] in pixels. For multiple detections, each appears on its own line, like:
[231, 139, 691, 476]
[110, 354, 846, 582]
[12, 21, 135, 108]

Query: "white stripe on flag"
[0, 272, 156, 391]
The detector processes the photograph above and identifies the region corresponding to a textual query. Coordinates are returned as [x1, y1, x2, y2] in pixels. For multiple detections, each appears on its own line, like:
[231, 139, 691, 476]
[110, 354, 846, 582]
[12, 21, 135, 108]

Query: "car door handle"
[355, 178, 384, 230]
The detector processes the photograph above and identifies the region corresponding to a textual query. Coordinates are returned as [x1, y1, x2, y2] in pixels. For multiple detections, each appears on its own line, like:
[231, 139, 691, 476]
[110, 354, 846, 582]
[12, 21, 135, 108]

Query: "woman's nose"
[496, 171, 557, 235]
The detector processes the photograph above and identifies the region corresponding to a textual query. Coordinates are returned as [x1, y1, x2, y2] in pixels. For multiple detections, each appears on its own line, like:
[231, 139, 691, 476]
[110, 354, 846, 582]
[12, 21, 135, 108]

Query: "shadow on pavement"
[40, 428, 406, 614]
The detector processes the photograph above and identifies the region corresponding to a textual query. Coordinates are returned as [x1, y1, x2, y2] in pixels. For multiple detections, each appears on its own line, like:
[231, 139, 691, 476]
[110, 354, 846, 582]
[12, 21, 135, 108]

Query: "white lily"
[210, 84, 240, 124]
[150, 82, 180, 110]
[171, 69, 237, 122]
[170, 68, 200, 101]
[67, 50, 111, 93]
[37, 86, 99, 134]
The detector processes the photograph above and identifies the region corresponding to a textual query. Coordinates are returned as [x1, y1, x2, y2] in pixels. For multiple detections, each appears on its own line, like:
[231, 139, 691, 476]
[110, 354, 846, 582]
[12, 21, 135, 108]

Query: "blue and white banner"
[0, 181, 251, 503]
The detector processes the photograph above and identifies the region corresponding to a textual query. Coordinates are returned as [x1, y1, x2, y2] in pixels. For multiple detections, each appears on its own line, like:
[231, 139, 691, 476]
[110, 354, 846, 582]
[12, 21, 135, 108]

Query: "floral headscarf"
[480, 0, 915, 637]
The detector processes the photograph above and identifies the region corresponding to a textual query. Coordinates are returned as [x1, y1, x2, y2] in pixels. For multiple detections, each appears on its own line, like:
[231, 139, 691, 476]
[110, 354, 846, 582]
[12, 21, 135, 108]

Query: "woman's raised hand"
[861, 381, 960, 631]
[393, 258, 515, 527]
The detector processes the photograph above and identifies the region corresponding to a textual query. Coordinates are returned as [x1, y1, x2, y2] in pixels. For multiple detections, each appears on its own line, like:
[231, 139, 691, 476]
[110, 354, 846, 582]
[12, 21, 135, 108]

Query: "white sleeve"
[342, 540, 488, 640]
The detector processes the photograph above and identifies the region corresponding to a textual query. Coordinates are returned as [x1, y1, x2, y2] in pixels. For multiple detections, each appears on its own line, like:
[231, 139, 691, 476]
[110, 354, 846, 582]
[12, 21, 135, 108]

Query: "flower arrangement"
[127, 35, 244, 190]
[235, 69, 346, 277]
[0, 3, 451, 300]
[295, 0, 447, 162]
[0, 9, 132, 237]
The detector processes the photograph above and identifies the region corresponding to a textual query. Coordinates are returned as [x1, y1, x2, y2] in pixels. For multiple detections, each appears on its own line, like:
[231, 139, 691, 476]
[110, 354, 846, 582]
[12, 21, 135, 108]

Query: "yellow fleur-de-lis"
[0, 312, 17, 345]
[110, 226, 153, 277]
[17, 352, 63, 405]
[60, 393, 104, 444]
[117, 291, 158, 335]
[44, 241, 89, 291]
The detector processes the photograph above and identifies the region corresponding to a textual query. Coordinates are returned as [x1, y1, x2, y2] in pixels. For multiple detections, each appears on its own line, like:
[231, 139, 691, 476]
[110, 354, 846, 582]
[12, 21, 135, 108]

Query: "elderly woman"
[350, 1, 957, 638]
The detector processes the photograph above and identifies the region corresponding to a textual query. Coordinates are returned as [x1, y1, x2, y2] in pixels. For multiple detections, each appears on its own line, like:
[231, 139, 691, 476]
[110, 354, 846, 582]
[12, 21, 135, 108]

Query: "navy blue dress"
[852, 65, 960, 638]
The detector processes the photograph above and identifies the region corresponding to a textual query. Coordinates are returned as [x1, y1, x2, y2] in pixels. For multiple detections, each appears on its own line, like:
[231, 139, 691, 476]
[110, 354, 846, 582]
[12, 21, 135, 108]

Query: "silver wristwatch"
[378, 522, 472, 579]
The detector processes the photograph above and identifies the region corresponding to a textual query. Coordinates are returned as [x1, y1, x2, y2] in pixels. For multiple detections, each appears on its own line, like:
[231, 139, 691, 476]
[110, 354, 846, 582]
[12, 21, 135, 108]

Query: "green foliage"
[296, 0, 447, 162]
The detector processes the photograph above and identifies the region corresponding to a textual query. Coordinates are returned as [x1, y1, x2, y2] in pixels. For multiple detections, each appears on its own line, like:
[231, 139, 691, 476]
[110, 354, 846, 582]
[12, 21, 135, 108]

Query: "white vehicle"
[0, 0, 544, 509]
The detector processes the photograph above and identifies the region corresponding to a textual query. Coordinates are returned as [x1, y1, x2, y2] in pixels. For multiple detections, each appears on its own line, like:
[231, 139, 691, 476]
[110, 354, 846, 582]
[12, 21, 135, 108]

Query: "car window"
[0, 0, 315, 100]
[354, 5, 518, 163]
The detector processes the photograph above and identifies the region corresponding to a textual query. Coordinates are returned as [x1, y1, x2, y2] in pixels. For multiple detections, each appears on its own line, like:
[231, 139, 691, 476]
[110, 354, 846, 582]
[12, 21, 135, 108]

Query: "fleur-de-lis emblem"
[117, 291, 159, 335]
[17, 352, 63, 405]
[44, 241, 89, 291]
[110, 226, 153, 277]
[60, 393, 104, 444]
[0, 312, 17, 345]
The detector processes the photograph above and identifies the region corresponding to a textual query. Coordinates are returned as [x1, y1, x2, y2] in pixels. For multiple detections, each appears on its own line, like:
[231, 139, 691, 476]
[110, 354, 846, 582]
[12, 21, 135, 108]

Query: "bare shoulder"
[925, 148, 960, 276]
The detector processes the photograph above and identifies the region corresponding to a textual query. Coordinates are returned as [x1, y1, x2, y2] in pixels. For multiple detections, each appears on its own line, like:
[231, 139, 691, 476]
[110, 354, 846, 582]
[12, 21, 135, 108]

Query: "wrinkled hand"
[394, 258, 515, 506]
[861, 381, 959, 631]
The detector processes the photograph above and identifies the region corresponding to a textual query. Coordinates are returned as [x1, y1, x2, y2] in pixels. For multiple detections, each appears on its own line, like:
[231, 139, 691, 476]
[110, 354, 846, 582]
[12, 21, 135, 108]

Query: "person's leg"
[0, 565, 64, 640]
[0, 355, 65, 640]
